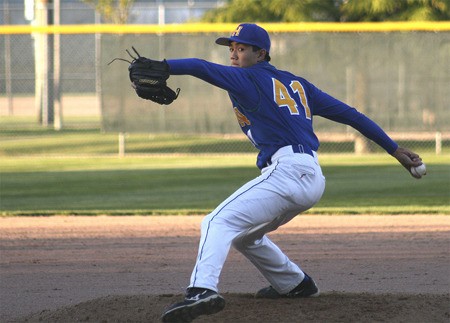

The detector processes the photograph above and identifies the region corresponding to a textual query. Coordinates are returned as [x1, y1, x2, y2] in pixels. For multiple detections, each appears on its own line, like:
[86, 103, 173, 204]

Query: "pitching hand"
[391, 147, 423, 178]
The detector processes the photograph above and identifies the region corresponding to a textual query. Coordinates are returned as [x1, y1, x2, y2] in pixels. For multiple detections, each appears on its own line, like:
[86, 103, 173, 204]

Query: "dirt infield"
[1, 215, 449, 322]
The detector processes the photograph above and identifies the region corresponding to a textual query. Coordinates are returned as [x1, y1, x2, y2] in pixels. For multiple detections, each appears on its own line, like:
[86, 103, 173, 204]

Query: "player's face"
[229, 42, 265, 68]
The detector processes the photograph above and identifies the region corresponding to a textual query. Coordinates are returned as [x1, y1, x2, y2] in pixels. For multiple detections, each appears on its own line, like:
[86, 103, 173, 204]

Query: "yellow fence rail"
[2, 21, 450, 35]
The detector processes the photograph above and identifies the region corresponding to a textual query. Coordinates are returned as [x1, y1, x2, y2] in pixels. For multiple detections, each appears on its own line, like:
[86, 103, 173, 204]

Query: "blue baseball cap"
[216, 23, 271, 53]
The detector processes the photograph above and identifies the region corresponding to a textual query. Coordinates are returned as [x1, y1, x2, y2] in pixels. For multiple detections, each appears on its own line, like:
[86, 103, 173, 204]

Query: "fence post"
[119, 132, 126, 157]
[435, 132, 442, 155]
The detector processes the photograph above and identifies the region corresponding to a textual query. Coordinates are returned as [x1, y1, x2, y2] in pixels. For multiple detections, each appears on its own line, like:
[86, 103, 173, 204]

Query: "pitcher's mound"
[18, 292, 450, 322]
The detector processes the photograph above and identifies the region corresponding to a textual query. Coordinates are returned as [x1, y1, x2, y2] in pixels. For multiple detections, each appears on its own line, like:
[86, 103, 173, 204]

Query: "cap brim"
[215, 37, 232, 46]
[215, 36, 261, 48]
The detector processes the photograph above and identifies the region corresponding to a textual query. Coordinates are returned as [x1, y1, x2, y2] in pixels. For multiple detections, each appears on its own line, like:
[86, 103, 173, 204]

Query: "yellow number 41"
[272, 78, 312, 119]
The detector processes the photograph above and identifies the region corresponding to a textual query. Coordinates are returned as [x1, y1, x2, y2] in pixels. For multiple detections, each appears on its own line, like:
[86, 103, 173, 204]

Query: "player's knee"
[200, 213, 230, 234]
[232, 233, 263, 251]
[231, 235, 244, 250]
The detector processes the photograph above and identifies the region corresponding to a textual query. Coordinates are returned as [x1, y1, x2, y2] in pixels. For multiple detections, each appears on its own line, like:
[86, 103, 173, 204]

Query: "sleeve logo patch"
[234, 107, 251, 127]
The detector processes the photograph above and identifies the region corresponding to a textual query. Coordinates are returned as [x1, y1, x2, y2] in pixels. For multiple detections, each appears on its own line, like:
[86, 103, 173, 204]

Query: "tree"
[201, 0, 450, 22]
[201, 0, 341, 22]
[268, 0, 341, 22]
[82, 0, 134, 24]
[340, 0, 450, 21]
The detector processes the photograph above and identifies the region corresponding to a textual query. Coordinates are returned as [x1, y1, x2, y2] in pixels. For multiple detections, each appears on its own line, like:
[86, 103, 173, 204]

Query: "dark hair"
[252, 46, 271, 62]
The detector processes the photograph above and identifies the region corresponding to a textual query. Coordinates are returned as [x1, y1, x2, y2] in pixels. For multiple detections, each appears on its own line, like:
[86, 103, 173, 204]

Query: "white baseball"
[411, 163, 426, 178]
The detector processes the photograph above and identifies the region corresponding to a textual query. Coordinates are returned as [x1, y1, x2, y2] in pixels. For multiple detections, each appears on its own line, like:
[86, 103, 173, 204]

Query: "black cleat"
[255, 273, 320, 299]
[161, 288, 225, 322]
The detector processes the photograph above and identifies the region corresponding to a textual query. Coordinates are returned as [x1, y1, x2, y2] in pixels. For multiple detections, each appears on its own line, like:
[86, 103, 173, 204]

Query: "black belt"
[291, 144, 313, 157]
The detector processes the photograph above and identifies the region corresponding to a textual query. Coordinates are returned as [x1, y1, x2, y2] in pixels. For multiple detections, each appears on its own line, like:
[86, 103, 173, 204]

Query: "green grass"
[1, 119, 448, 215]
[1, 154, 449, 216]
[1, 117, 449, 156]
[0, 118, 257, 155]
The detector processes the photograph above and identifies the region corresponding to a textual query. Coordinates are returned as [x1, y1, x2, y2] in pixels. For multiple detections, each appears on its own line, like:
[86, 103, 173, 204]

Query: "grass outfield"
[1, 154, 449, 215]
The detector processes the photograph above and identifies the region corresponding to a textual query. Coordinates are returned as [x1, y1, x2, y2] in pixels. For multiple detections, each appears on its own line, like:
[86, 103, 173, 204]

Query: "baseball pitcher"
[121, 23, 424, 322]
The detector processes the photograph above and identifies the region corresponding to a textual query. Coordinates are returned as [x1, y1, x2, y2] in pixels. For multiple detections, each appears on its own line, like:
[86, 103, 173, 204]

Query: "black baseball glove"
[109, 47, 180, 105]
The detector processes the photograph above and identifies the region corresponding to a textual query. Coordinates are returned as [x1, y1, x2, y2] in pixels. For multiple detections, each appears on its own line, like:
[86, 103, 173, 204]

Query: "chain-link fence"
[1, 25, 449, 156]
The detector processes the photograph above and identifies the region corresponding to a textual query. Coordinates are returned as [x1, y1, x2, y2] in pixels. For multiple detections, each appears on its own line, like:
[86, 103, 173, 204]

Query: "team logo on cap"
[231, 26, 243, 37]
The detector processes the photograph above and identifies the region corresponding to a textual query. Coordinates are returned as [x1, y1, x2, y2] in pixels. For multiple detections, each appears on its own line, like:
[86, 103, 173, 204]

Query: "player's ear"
[258, 49, 267, 61]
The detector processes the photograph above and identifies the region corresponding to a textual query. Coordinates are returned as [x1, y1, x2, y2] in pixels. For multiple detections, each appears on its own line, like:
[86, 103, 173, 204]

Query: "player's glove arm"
[167, 58, 255, 95]
[129, 57, 180, 105]
[109, 47, 180, 105]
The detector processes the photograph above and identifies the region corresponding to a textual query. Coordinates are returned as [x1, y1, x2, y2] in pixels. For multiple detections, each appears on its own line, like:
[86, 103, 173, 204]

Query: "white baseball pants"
[189, 146, 326, 294]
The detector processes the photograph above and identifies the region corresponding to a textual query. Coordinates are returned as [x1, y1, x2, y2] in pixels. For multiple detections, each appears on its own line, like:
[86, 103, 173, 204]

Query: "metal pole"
[53, 0, 62, 130]
[40, 0, 50, 126]
[47, 0, 54, 125]
[95, 12, 102, 123]
[3, 2, 13, 115]
[35, 0, 52, 126]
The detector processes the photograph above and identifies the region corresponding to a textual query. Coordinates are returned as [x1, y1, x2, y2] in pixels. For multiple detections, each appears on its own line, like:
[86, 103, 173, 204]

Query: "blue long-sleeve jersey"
[167, 59, 398, 169]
